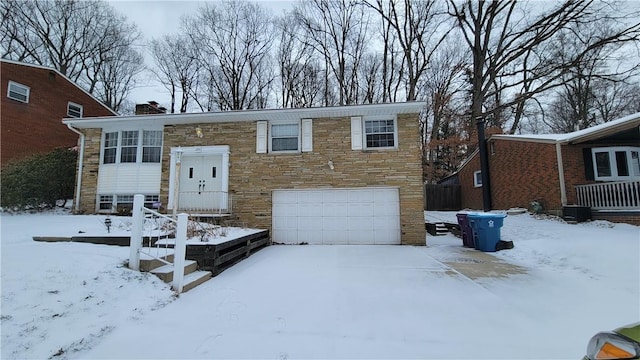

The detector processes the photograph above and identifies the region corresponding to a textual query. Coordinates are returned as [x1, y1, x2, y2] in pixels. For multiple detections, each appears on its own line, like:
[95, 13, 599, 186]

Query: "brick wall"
[460, 140, 567, 212]
[78, 113, 426, 245]
[1, 61, 114, 166]
[489, 139, 562, 211]
[458, 152, 483, 210]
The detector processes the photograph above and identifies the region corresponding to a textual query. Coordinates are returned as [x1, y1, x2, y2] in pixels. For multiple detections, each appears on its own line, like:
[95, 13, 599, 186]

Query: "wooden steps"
[140, 255, 211, 292]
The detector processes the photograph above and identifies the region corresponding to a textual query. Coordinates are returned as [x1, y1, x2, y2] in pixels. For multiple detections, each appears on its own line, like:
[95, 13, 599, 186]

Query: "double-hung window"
[7, 81, 29, 103]
[365, 119, 396, 148]
[67, 102, 83, 117]
[103, 132, 118, 164]
[142, 130, 163, 163]
[352, 116, 398, 150]
[120, 131, 138, 163]
[270, 123, 300, 152]
[592, 146, 640, 181]
[256, 120, 312, 154]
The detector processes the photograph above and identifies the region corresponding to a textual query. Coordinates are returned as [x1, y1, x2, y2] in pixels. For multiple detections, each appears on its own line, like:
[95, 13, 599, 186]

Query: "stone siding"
[160, 113, 425, 245]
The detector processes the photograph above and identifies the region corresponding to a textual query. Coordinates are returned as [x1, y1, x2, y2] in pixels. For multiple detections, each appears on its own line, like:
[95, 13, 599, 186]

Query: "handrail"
[129, 194, 188, 293]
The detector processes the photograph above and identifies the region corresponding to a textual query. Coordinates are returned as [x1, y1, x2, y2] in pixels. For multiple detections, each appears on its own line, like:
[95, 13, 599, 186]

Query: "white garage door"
[272, 187, 400, 245]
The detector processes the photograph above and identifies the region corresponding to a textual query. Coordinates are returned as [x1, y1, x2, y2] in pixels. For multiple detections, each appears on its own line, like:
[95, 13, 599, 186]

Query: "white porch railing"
[179, 191, 232, 215]
[129, 194, 188, 293]
[575, 180, 640, 210]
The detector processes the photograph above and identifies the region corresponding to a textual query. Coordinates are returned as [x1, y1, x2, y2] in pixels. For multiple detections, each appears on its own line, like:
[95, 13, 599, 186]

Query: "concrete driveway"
[83, 245, 543, 359]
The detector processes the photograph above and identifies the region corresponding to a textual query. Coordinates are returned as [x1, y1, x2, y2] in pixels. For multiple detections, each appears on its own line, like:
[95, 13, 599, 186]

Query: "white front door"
[178, 155, 224, 211]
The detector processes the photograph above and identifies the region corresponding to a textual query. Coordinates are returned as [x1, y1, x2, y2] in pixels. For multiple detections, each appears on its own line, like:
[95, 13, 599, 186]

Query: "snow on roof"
[491, 112, 640, 144]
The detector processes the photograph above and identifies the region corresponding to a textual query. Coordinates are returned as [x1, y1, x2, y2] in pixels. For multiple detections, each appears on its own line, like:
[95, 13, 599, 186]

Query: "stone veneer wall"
[77, 128, 102, 213]
[160, 113, 425, 245]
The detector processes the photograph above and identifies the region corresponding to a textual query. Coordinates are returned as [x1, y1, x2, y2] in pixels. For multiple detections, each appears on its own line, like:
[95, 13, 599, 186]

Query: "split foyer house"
[457, 113, 640, 225]
[1, 59, 117, 166]
[63, 102, 427, 245]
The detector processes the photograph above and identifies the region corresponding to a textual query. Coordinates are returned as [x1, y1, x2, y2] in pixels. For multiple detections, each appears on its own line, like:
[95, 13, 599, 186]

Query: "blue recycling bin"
[456, 213, 474, 248]
[467, 213, 507, 252]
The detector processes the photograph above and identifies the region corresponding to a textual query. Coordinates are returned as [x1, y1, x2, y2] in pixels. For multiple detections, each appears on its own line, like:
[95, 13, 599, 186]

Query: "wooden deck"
[34, 230, 271, 278]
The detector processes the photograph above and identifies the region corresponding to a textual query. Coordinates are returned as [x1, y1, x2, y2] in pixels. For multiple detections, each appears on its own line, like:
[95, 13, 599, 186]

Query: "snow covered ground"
[1, 210, 638, 359]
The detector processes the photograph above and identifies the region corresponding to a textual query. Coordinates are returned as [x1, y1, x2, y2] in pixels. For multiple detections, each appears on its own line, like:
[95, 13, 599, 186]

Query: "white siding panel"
[97, 164, 161, 194]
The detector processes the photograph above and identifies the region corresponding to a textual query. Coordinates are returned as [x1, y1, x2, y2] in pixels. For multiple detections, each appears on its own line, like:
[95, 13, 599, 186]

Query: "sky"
[107, 1, 294, 111]
[1, 209, 638, 358]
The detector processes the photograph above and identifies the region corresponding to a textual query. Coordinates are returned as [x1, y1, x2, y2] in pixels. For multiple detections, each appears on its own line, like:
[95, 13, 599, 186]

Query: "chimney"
[135, 101, 167, 115]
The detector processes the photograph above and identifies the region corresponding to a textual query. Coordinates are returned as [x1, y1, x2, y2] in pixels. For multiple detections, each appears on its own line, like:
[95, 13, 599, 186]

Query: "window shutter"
[301, 119, 313, 152]
[583, 148, 594, 180]
[351, 116, 363, 150]
[256, 121, 267, 154]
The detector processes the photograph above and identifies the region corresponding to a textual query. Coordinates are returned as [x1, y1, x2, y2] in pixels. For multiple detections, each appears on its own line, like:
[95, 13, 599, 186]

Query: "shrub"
[1, 148, 77, 210]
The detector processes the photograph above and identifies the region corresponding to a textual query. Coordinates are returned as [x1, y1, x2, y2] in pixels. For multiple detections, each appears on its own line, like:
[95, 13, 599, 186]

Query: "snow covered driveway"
[85, 245, 521, 359]
[2, 211, 638, 359]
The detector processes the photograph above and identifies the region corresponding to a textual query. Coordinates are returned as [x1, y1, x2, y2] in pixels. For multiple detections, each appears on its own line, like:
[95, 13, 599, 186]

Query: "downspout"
[66, 124, 85, 213]
[556, 142, 568, 206]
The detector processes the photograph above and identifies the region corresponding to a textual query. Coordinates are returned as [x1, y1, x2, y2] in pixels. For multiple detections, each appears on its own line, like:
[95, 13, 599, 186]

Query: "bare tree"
[150, 34, 198, 113]
[295, 0, 371, 105]
[275, 11, 324, 108]
[420, 39, 469, 182]
[542, 17, 640, 132]
[365, 0, 453, 101]
[93, 45, 144, 112]
[183, 0, 275, 111]
[447, 0, 640, 129]
[1, 0, 144, 113]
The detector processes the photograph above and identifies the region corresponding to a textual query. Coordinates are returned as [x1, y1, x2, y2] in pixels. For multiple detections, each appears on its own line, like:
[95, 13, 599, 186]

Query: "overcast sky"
[107, 0, 294, 111]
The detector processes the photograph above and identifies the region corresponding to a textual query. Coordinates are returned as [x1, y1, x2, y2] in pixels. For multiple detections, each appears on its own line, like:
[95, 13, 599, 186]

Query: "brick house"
[1, 59, 117, 166]
[457, 113, 640, 225]
[63, 102, 427, 245]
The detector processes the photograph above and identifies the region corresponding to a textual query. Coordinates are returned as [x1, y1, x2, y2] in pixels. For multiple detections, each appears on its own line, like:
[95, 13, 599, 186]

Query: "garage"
[272, 187, 401, 245]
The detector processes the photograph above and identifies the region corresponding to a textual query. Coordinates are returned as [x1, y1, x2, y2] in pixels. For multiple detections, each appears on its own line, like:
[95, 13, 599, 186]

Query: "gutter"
[66, 124, 85, 213]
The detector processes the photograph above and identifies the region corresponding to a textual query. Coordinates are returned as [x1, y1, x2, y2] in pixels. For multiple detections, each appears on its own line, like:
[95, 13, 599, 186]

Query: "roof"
[490, 112, 640, 144]
[63, 102, 426, 128]
[1, 58, 118, 116]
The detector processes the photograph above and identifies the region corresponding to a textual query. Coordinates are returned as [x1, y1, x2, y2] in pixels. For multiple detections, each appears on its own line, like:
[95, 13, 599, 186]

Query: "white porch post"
[172, 213, 188, 293]
[556, 142, 568, 206]
[172, 147, 183, 218]
[128, 194, 144, 271]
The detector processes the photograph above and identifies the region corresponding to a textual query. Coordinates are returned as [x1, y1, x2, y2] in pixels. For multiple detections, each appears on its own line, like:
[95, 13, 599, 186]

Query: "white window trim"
[67, 101, 83, 118]
[7, 81, 30, 103]
[97, 194, 160, 213]
[361, 115, 398, 150]
[268, 120, 301, 154]
[592, 146, 640, 181]
[100, 129, 163, 165]
[473, 170, 483, 187]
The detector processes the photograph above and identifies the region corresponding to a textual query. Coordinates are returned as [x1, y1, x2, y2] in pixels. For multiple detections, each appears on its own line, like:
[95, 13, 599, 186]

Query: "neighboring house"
[63, 102, 426, 245]
[1, 59, 117, 166]
[457, 113, 640, 225]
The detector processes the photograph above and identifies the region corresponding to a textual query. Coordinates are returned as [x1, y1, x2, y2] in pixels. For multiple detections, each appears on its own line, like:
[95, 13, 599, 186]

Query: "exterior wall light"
[328, 159, 334, 170]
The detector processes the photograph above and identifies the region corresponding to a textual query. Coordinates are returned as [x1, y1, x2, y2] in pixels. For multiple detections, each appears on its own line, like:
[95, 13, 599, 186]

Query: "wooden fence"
[424, 184, 461, 211]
